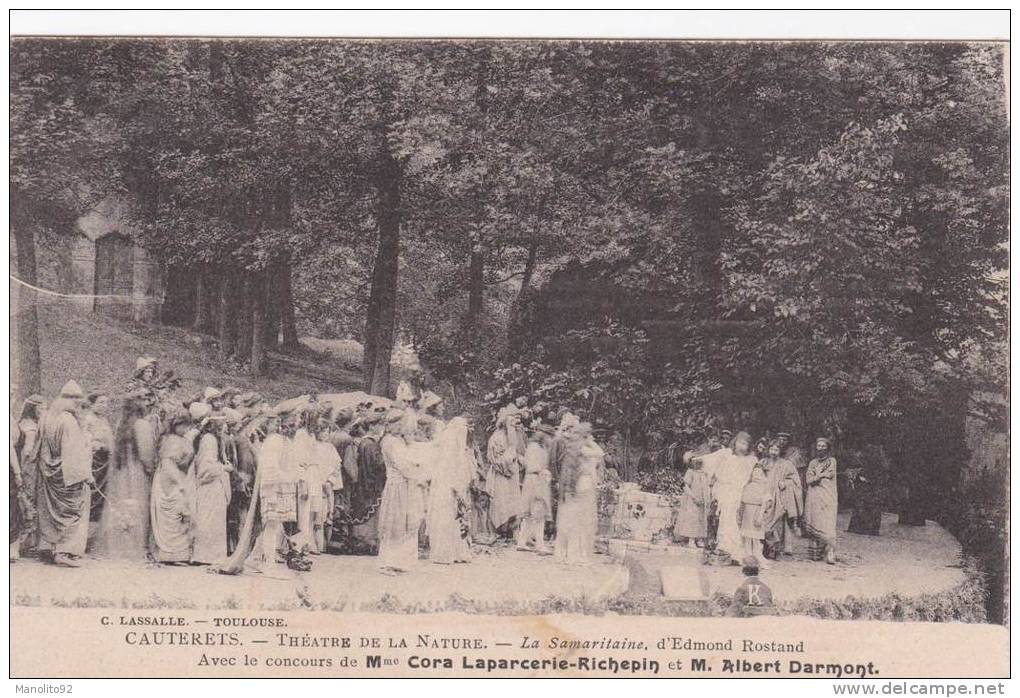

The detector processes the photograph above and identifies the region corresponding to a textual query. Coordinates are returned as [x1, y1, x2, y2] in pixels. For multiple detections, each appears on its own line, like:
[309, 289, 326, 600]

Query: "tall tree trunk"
[265, 260, 281, 349]
[12, 222, 42, 403]
[466, 231, 485, 331]
[250, 270, 269, 376]
[192, 266, 208, 333]
[280, 257, 300, 350]
[235, 272, 253, 362]
[505, 236, 539, 360]
[217, 267, 235, 362]
[363, 148, 401, 397]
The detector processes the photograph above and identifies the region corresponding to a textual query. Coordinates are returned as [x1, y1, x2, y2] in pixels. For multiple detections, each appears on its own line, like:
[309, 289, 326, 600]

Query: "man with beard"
[36, 381, 93, 567]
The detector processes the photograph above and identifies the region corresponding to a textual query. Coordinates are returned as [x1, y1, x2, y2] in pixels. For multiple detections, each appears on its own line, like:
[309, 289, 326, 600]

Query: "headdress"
[59, 380, 85, 399]
[189, 401, 212, 421]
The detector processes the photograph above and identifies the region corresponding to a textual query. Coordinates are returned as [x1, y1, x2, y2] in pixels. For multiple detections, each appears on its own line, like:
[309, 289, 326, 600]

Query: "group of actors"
[9, 357, 609, 576]
[674, 429, 839, 568]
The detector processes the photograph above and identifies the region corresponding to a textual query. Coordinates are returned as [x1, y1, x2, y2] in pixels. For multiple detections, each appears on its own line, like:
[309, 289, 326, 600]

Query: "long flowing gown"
[674, 463, 711, 540]
[150, 434, 195, 562]
[190, 433, 232, 564]
[10, 421, 28, 557]
[555, 439, 602, 564]
[485, 427, 523, 530]
[37, 405, 93, 557]
[738, 462, 770, 539]
[804, 456, 838, 546]
[84, 413, 114, 523]
[426, 420, 474, 564]
[703, 448, 757, 558]
[377, 434, 425, 570]
[312, 439, 343, 552]
[95, 417, 155, 558]
[286, 429, 318, 551]
[519, 441, 552, 521]
[764, 457, 803, 550]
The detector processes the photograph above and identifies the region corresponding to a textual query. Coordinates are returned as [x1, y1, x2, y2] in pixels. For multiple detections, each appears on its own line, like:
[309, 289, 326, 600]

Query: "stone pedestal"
[609, 484, 676, 542]
[661, 564, 712, 600]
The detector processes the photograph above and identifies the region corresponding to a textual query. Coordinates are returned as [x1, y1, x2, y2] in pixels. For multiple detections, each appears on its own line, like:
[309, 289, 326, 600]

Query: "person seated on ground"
[727, 555, 776, 617]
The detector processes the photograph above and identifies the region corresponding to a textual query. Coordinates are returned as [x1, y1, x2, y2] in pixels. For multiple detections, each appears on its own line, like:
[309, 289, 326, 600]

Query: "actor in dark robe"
[331, 416, 387, 552]
[227, 416, 258, 555]
[37, 381, 93, 567]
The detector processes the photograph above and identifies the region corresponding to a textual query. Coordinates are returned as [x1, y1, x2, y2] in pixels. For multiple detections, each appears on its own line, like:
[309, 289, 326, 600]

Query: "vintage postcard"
[8, 10, 1010, 681]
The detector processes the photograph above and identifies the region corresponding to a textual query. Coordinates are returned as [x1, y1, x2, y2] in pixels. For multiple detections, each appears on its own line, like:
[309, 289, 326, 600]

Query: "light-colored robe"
[485, 427, 523, 530]
[37, 405, 92, 556]
[426, 427, 474, 564]
[804, 456, 838, 545]
[151, 434, 194, 562]
[190, 433, 231, 564]
[377, 434, 425, 570]
[703, 447, 757, 557]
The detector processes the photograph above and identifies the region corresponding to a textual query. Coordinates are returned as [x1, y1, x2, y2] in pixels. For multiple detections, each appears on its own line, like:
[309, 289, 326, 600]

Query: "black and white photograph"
[7, 9, 1010, 680]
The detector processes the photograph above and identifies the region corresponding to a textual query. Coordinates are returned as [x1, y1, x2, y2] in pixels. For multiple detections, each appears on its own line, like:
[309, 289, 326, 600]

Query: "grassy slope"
[30, 303, 362, 405]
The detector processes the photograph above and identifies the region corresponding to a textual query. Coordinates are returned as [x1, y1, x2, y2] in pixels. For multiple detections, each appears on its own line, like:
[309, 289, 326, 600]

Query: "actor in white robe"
[426, 417, 474, 564]
[517, 430, 553, 553]
[554, 425, 603, 564]
[697, 431, 757, 561]
[377, 413, 427, 572]
[190, 418, 233, 564]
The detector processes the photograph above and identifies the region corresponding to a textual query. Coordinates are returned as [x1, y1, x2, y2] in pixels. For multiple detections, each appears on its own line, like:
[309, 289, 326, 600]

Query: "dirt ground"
[624, 512, 967, 603]
[10, 512, 964, 612]
[10, 545, 630, 612]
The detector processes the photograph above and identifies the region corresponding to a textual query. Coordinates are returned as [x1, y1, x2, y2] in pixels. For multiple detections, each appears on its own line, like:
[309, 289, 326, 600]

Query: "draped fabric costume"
[16, 417, 42, 520]
[738, 462, 772, 539]
[227, 434, 258, 555]
[95, 417, 156, 558]
[150, 434, 195, 562]
[555, 436, 602, 563]
[377, 434, 425, 570]
[702, 448, 757, 558]
[258, 433, 296, 523]
[674, 462, 711, 540]
[804, 456, 838, 546]
[311, 439, 343, 553]
[343, 434, 387, 548]
[286, 428, 318, 551]
[485, 414, 525, 531]
[37, 403, 93, 556]
[10, 419, 33, 552]
[190, 432, 232, 564]
[763, 457, 803, 551]
[426, 419, 474, 564]
[83, 413, 114, 522]
[520, 440, 552, 521]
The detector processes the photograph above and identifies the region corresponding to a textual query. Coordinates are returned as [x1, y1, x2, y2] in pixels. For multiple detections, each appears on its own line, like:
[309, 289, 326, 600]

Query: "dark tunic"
[727, 575, 775, 617]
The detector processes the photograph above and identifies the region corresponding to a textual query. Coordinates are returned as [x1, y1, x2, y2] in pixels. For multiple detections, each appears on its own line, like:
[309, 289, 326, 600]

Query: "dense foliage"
[10, 39, 1008, 618]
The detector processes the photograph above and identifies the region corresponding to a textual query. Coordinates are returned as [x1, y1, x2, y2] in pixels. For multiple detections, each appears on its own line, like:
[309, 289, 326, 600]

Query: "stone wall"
[607, 483, 677, 543]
